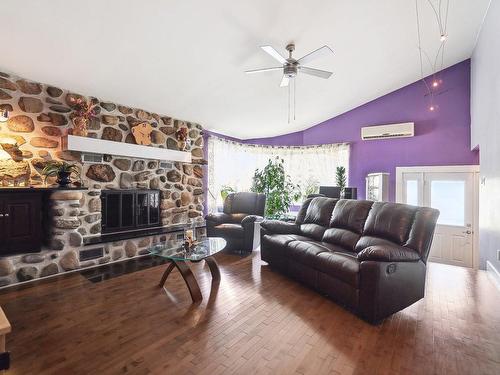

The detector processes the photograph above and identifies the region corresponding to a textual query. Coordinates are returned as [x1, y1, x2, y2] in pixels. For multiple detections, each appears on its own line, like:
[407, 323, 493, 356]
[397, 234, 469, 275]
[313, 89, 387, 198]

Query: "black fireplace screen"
[101, 190, 160, 234]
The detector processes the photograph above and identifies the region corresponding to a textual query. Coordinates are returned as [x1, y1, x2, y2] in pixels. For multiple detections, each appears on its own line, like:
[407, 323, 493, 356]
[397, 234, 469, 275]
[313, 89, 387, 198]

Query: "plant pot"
[57, 171, 72, 187]
[72, 116, 89, 137]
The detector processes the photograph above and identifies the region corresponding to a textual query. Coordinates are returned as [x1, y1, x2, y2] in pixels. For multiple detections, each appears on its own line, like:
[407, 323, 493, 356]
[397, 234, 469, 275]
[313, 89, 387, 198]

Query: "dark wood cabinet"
[0, 192, 42, 255]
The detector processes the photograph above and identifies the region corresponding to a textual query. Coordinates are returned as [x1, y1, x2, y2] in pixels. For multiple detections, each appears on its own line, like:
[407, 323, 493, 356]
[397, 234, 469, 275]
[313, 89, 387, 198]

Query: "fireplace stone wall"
[0, 70, 205, 287]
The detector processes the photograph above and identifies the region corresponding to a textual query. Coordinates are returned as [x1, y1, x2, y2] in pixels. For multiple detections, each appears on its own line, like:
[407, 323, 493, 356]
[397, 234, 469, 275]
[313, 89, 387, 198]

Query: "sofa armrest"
[241, 215, 263, 227]
[358, 245, 421, 263]
[205, 212, 232, 226]
[260, 219, 300, 235]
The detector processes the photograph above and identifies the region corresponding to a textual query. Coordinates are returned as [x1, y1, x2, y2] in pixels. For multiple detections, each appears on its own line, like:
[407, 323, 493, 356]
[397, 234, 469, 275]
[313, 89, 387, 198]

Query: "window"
[207, 137, 350, 212]
[430, 180, 465, 226]
[405, 180, 419, 206]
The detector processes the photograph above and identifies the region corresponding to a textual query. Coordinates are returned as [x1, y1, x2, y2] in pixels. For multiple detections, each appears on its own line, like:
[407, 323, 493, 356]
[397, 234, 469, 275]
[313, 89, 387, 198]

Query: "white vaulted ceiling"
[0, 0, 490, 139]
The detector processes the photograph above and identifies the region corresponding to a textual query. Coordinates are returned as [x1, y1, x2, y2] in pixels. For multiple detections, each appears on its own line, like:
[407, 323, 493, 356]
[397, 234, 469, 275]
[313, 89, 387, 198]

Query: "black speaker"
[343, 187, 357, 199]
[319, 186, 341, 199]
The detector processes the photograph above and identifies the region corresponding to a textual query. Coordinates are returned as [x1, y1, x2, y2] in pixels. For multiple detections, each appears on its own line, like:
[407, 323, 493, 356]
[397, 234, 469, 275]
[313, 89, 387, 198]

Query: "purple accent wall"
[242, 59, 478, 201]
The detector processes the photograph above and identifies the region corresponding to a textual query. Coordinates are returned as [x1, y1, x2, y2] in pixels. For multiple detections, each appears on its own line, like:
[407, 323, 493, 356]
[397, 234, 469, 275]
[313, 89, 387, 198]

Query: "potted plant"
[336, 166, 347, 197]
[301, 177, 319, 200]
[251, 157, 301, 219]
[220, 185, 236, 202]
[42, 161, 80, 187]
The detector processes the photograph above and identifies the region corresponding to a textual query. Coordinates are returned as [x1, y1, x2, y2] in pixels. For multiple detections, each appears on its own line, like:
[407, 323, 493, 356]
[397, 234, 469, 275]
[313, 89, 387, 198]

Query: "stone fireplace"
[0, 70, 206, 287]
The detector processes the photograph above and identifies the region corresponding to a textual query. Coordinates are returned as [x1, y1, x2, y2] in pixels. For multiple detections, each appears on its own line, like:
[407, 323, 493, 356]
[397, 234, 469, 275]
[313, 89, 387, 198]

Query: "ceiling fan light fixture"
[246, 43, 334, 123]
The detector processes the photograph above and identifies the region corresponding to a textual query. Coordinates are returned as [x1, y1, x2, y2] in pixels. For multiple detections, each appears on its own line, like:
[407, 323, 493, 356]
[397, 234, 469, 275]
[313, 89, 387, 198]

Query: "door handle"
[0, 214, 3, 218]
[463, 230, 472, 235]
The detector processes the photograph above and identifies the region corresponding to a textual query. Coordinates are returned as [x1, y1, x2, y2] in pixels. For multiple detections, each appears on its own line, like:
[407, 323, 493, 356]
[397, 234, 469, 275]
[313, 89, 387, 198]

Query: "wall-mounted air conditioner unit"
[361, 122, 414, 140]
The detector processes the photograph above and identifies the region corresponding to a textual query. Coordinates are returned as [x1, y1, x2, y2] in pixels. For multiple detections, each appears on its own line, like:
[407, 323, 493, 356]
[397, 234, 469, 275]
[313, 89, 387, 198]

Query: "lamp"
[0, 109, 9, 122]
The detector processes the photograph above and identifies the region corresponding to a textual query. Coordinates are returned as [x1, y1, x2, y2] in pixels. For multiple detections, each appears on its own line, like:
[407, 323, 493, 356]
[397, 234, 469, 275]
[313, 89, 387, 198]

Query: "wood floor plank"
[0, 251, 499, 375]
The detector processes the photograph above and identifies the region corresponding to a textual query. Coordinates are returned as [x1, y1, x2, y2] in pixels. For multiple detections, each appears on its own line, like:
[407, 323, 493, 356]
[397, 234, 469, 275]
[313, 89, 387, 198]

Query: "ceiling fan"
[245, 43, 333, 122]
[245, 43, 334, 87]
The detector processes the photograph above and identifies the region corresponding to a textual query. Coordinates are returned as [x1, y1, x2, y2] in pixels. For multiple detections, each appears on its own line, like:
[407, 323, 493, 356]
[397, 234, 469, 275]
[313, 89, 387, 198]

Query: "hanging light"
[415, 0, 450, 111]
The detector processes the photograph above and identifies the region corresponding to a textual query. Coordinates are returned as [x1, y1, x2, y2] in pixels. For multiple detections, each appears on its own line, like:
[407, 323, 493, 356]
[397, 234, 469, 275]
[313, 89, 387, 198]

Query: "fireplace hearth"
[101, 190, 160, 234]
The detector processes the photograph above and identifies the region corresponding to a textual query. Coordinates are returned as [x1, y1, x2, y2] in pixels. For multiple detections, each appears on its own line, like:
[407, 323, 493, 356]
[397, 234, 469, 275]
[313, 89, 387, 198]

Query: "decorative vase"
[56, 171, 72, 187]
[72, 116, 89, 137]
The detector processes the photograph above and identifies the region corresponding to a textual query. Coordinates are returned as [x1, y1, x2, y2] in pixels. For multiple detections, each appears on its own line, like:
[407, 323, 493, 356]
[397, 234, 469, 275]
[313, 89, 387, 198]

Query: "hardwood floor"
[0, 251, 499, 375]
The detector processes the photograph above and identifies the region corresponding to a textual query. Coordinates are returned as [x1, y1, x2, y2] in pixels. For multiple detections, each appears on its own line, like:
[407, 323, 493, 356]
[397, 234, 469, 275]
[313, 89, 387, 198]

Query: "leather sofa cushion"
[260, 220, 300, 234]
[354, 235, 401, 253]
[330, 199, 373, 233]
[404, 207, 440, 259]
[357, 245, 421, 262]
[322, 227, 360, 251]
[295, 197, 314, 224]
[287, 241, 332, 267]
[224, 192, 266, 215]
[300, 223, 327, 241]
[362, 202, 416, 245]
[262, 234, 312, 252]
[213, 223, 244, 237]
[315, 252, 360, 287]
[303, 197, 337, 226]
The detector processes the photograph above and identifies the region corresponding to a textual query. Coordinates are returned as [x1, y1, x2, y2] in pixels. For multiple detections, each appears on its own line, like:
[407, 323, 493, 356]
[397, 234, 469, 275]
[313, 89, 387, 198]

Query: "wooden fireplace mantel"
[62, 135, 192, 163]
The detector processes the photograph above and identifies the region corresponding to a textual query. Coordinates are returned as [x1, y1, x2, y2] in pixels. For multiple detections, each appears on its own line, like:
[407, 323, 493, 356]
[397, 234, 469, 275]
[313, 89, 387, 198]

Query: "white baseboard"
[486, 261, 500, 291]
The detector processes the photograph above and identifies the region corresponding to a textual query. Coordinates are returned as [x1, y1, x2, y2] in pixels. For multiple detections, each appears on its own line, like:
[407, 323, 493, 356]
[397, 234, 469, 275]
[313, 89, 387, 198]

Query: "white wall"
[471, 0, 500, 270]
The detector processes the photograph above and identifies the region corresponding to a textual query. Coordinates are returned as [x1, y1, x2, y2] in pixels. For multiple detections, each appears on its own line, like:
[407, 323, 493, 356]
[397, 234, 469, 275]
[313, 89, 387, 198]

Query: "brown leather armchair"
[205, 192, 266, 252]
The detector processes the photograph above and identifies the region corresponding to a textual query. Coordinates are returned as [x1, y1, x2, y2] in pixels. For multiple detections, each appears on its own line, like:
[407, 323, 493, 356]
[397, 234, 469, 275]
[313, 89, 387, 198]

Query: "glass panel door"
[424, 172, 473, 268]
[401, 172, 423, 206]
[397, 168, 475, 268]
[121, 193, 135, 228]
[136, 193, 149, 227]
[149, 192, 159, 225]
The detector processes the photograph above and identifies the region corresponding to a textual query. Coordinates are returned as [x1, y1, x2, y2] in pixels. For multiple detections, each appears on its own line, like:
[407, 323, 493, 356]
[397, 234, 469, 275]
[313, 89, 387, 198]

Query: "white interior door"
[396, 166, 478, 268]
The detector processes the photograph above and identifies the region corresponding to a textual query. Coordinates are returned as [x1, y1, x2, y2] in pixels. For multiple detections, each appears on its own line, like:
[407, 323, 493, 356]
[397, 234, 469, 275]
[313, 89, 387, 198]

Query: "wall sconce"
[0, 109, 9, 122]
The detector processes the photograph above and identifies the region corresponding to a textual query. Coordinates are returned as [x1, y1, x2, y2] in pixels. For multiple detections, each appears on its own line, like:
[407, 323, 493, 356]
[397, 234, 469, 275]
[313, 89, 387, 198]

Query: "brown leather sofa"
[206, 192, 266, 252]
[260, 197, 439, 323]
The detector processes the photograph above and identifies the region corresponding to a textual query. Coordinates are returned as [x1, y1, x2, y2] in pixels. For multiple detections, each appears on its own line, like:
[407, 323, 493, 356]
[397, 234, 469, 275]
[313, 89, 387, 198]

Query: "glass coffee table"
[149, 237, 226, 302]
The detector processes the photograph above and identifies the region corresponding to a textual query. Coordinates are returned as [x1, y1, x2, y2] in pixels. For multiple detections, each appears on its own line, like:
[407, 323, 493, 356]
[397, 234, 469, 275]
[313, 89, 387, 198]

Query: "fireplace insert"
[101, 190, 160, 234]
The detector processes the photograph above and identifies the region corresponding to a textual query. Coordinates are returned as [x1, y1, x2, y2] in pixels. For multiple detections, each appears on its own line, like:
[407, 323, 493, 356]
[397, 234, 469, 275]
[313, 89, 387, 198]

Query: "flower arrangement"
[175, 127, 189, 151]
[69, 97, 99, 120]
[68, 97, 99, 137]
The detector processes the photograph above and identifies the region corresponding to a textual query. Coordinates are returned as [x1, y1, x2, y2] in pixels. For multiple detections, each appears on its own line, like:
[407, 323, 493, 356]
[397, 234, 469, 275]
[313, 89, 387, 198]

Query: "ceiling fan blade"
[299, 66, 333, 79]
[260, 45, 287, 64]
[280, 75, 290, 87]
[245, 67, 283, 74]
[297, 45, 334, 65]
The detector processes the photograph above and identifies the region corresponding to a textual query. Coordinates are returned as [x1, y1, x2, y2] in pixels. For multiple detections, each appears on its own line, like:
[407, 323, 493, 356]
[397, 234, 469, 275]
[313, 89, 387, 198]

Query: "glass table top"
[149, 237, 226, 262]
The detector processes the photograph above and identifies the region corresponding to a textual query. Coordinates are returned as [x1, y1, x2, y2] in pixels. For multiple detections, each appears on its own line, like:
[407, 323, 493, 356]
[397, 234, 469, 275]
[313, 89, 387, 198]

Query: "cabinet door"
[3, 193, 42, 254]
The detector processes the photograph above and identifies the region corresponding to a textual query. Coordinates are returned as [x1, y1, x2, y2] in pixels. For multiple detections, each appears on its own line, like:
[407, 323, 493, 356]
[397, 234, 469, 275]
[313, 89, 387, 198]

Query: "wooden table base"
[158, 256, 221, 302]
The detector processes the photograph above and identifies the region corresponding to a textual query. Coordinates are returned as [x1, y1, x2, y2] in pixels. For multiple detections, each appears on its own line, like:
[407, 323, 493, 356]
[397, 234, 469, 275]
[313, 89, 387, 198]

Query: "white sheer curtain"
[207, 137, 350, 213]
